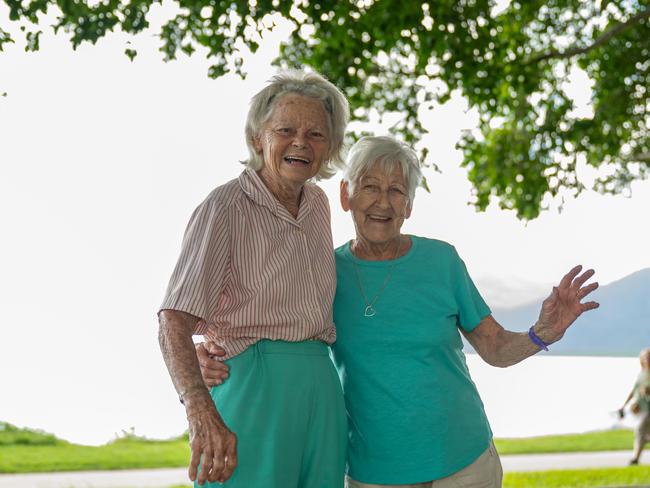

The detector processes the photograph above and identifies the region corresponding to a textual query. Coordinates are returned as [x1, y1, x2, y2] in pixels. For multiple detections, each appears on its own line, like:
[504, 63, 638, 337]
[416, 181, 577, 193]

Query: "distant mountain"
[477, 268, 650, 357]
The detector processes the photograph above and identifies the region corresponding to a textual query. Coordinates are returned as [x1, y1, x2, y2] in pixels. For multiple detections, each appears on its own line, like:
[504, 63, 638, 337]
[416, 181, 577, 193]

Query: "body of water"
[4, 355, 642, 445]
[466, 354, 640, 438]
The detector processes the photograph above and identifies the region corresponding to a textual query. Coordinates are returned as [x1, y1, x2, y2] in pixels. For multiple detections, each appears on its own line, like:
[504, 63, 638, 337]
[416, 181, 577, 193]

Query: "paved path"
[0, 468, 189, 488]
[0, 452, 648, 487]
[501, 450, 648, 472]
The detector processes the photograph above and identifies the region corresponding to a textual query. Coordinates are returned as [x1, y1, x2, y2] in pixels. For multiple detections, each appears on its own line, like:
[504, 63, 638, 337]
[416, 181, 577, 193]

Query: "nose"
[374, 189, 391, 208]
[291, 131, 307, 148]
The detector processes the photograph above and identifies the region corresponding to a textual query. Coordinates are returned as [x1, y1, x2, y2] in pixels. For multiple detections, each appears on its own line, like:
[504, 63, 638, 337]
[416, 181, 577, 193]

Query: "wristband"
[528, 325, 550, 351]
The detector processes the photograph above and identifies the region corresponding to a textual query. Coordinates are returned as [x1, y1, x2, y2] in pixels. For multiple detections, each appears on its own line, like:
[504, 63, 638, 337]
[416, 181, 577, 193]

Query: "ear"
[252, 134, 263, 154]
[340, 180, 351, 212]
[404, 202, 413, 219]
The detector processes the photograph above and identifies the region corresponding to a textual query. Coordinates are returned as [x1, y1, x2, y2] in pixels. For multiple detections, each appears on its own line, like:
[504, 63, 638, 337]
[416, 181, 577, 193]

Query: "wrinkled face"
[341, 163, 412, 246]
[254, 93, 331, 187]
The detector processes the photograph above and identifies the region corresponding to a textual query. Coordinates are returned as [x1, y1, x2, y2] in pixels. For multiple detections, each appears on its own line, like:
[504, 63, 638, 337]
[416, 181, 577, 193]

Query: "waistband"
[240, 339, 330, 356]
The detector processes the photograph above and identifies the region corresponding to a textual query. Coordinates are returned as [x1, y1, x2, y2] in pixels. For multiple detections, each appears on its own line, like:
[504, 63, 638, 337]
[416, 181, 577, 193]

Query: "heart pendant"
[364, 305, 376, 317]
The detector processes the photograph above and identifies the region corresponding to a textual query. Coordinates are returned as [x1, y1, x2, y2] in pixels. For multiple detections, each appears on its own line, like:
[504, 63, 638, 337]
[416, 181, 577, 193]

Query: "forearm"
[158, 310, 218, 416]
[621, 390, 635, 409]
[471, 265, 599, 367]
[480, 327, 543, 368]
[159, 310, 236, 483]
[468, 316, 551, 368]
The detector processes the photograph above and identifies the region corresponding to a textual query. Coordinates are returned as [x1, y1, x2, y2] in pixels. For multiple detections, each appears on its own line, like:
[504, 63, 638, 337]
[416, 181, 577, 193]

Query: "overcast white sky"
[1, 7, 649, 444]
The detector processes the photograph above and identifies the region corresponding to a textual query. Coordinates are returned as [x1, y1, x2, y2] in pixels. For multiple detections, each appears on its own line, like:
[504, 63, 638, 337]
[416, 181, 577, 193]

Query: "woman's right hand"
[196, 342, 230, 387]
[157, 311, 236, 484]
[184, 392, 238, 484]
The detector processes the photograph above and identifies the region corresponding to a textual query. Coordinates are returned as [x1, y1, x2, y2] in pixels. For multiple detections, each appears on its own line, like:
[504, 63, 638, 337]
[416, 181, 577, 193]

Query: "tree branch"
[527, 7, 650, 64]
[628, 152, 650, 163]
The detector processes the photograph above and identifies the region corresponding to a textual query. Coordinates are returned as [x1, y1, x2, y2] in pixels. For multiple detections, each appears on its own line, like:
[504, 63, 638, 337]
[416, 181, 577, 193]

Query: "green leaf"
[25, 30, 42, 52]
[0, 28, 14, 52]
[124, 48, 137, 61]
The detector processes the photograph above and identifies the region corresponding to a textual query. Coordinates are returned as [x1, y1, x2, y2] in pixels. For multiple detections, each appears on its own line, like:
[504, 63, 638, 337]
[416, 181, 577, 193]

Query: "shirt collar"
[238, 168, 314, 224]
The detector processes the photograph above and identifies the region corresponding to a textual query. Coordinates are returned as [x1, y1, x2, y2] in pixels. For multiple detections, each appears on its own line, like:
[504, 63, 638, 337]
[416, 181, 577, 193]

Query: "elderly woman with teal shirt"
[199, 136, 600, 487]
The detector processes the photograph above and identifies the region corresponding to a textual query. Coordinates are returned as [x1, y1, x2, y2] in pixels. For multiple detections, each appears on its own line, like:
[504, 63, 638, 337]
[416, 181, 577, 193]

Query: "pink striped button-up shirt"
[160, 168, 337, 359]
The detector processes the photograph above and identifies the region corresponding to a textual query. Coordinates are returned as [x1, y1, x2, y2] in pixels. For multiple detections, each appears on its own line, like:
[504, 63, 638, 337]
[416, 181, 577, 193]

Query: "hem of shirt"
[347, 434, 493, 485]
[461, 307, 493, 333]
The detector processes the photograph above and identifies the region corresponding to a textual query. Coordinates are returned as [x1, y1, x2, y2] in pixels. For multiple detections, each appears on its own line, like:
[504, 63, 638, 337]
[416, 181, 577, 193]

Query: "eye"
[363, 184, 380, 192]
[310, 130, 325, 139]
[389, 187, 406, 195]
[276, 127, 292, 135]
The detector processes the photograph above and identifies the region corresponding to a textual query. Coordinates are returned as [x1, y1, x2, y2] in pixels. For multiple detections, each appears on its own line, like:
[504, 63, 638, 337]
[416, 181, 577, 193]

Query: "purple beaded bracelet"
[528, 326, 550, 351]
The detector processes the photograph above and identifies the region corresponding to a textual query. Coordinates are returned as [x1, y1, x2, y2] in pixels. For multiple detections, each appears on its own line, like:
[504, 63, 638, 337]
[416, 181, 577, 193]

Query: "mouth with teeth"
[366, 214, 393, 223]
[283, 155, 311, 166]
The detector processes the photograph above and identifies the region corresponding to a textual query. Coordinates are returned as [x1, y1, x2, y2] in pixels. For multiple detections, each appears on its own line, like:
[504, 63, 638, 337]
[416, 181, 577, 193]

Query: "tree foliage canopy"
[2, 0, 649, 218]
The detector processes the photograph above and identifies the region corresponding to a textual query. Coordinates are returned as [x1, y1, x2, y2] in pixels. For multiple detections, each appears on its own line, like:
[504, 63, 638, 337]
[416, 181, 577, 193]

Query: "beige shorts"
[347, 441, 503, 488]
[636, 411, 650, 443]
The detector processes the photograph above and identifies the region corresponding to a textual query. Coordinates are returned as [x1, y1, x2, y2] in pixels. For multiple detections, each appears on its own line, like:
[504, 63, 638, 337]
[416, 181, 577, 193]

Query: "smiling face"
[254, 93, 331, 189]
[341, 162, 412, 248]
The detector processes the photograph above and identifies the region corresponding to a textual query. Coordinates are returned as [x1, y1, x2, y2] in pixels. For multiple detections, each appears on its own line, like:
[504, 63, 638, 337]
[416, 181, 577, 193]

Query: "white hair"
[244, 69, 349, 180]
[344, 136, 423, 202]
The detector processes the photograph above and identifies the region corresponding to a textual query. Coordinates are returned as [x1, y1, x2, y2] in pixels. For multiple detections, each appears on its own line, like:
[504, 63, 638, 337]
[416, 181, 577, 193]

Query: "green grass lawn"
[503, 466, 650, 487]
[0, 439, 191, 473]
[0, 422, 189, 473]
[1, 421, 647, 476]
[495, 429, 638, 455]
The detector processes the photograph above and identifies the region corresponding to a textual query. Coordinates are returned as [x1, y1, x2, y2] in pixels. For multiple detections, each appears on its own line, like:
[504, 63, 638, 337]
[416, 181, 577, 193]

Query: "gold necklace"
[351, 238, 403, 317]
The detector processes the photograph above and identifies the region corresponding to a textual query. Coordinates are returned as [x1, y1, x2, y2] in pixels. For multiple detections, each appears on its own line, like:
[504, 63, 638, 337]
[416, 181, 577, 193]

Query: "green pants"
[198, 340, 347, 488]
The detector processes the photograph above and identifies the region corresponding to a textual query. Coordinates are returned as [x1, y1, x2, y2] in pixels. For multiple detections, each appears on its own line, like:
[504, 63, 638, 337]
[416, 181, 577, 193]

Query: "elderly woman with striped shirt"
[158, 70, 349, 487]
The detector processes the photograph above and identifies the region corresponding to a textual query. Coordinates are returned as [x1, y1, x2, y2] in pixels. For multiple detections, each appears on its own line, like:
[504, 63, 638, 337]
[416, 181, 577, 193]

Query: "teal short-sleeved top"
[332, 236, 493, 484]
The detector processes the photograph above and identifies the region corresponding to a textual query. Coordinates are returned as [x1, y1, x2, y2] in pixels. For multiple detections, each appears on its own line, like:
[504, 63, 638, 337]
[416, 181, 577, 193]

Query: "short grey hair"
[344, 136, 423, 203]
[244, 69, 349, 180]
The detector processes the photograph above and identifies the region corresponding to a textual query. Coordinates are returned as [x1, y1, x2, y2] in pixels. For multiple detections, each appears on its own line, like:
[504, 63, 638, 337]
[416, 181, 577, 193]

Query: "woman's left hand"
[197, 342, 230, 387]
[535, 265, 599, 344]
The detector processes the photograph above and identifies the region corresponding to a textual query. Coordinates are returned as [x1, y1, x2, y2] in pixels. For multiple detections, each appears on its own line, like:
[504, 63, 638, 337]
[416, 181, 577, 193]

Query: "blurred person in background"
[618, 348, 650, 465]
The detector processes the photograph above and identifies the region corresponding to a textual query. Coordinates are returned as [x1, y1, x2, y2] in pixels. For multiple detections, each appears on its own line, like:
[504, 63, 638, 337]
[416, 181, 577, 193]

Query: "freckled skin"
[256, 94, 331, 217]
[158, 310, 237, 485]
